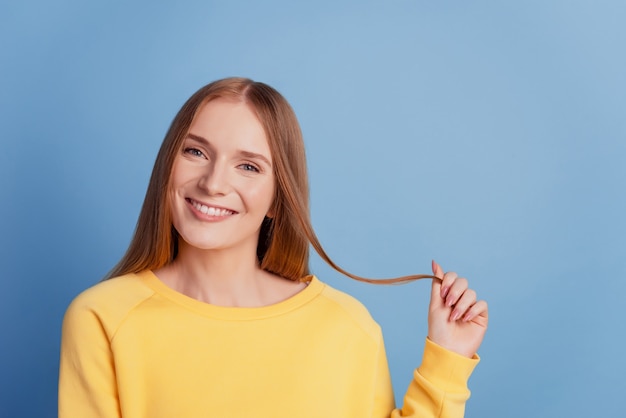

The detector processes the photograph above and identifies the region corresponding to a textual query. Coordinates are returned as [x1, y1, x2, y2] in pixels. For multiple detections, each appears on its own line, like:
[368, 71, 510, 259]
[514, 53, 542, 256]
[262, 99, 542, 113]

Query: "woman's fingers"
[449, 288, 476, 321]
[431, 260, 444, 279]
[432, 260, 459, 299]
[461, 299, 489, 323]
[428, 260, 488, 356]
[431, 260, 486, 321]
[430, 260, 445, 309]
[443, 274, 466, 306]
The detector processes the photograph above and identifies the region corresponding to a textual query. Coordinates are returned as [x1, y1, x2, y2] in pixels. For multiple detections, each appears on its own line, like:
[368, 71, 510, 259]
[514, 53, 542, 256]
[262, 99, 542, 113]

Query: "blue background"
[1, 1, 625, 417]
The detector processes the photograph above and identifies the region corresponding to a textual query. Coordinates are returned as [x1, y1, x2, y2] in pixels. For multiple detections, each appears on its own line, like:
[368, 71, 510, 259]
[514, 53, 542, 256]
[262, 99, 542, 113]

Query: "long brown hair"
[107, 77, 436, 284]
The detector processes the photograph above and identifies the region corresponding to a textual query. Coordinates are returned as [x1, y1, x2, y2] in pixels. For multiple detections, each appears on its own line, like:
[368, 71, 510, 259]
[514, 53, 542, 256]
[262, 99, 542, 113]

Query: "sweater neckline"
[138, 270, 325, 320]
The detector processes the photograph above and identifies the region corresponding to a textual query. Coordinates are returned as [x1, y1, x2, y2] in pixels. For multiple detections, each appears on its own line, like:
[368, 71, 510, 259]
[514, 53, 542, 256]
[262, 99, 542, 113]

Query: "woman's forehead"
[188, 98, 271, 158]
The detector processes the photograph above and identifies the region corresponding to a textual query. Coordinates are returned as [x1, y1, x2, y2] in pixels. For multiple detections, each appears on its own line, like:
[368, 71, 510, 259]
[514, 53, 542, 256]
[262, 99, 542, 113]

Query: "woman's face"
[168, 98, 275, 256]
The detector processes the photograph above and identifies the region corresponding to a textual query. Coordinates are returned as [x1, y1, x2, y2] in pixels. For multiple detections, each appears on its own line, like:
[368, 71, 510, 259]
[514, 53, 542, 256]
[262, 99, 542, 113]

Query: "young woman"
[59, 77, 488, 417]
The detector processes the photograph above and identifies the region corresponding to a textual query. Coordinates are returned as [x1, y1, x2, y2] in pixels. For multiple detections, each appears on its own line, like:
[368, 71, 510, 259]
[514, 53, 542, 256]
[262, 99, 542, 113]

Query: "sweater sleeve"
[58, 298, 121, 418]
[391, 338, 479, 418]
[384, 338, 479, 418]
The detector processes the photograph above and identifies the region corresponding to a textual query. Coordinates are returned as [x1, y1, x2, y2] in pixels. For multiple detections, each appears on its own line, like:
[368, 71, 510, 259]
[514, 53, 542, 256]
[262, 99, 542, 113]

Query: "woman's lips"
[187, 198, 237, 217]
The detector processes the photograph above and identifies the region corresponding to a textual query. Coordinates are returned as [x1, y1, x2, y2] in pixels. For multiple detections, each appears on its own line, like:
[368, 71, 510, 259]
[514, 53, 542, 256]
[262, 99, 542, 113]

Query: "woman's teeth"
[191, 201, 234, 216]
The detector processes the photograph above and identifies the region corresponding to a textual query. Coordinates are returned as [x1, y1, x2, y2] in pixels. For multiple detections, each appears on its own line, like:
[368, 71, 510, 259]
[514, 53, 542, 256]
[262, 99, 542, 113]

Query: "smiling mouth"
[187, 198, 237, 216]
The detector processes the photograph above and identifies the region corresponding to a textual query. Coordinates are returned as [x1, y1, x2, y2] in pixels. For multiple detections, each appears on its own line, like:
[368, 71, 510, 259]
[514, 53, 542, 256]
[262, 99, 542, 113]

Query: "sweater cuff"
[416, 338, 480, 394]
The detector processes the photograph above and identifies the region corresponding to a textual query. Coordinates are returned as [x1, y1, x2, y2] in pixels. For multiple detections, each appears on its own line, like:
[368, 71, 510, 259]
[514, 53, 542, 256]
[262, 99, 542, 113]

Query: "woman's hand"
[427, 260, 488, 358]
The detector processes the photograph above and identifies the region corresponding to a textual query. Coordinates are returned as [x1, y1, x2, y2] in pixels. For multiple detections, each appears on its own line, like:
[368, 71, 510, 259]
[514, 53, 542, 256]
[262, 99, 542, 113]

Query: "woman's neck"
[153, 243, 306, 307]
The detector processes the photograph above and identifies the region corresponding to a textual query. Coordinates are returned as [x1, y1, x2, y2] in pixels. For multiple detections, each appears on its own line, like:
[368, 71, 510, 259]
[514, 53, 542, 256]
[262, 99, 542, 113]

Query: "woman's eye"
[183, 147, 205, 158]
[239, 163, 259, 172]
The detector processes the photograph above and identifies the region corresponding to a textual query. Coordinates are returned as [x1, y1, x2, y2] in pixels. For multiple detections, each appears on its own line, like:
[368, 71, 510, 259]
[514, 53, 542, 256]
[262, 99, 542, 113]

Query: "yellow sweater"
[59, 271, 478, 417]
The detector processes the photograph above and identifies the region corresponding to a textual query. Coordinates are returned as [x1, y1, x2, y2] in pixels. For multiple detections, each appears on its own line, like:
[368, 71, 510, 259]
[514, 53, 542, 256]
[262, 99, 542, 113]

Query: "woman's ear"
[266, 200, 277, 219]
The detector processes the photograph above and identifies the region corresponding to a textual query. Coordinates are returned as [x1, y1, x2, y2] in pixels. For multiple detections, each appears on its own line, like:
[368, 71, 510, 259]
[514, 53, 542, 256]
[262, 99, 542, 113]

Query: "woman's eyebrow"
[239, 150, 272, 168]
[187, 133, 214, 149]
[186, 133, 272, 167]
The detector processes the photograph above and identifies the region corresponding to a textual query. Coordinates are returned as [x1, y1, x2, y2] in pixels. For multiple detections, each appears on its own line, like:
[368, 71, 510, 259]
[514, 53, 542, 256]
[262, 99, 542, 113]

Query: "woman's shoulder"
[70, 271, 152, 305]
[64, 271, 156, 328]
[314, 278, 382, 340]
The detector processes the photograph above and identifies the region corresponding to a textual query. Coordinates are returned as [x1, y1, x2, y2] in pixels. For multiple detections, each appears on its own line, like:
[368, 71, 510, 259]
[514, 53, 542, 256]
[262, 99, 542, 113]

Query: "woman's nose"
[198, 161, 231, 196]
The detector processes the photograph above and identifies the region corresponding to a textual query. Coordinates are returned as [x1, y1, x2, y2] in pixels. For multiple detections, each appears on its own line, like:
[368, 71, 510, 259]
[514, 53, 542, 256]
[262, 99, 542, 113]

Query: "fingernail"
[446, 298, 454, 307]
[441, 286, 449, 298]
[451, 310, 460, 321]
[463, 313, 472, 322]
